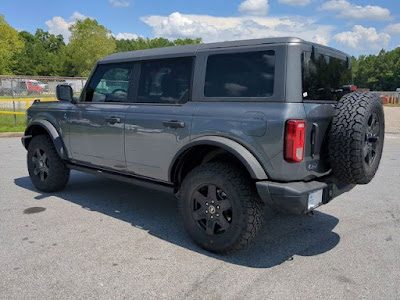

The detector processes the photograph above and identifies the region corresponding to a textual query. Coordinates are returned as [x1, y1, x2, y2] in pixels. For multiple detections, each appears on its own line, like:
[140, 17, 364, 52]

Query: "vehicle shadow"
[14, 171, 340, 269]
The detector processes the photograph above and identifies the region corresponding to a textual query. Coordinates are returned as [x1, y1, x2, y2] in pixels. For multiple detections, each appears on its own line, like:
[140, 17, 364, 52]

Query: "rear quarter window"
[204, 50, 275, 98]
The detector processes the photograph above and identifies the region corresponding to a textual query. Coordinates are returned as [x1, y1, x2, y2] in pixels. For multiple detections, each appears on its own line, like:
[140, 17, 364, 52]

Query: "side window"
[205, 50, 275, 98]
[85, 63, 134, 103]
[302, 51, 352, 101]
[137, 58, 193, 104]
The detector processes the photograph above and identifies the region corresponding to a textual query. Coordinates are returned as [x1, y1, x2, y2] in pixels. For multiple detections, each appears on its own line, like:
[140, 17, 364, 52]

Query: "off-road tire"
[179, 162, 264, 254]
[328, 92, 384, 184]
[27, 134, 70, 192]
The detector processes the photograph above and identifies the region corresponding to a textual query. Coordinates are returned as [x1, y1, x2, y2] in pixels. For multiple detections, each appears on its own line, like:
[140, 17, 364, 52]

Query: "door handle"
[311, 123, 319, 158]
[105, 117, 121, 124]
[163, 120, 185, 128]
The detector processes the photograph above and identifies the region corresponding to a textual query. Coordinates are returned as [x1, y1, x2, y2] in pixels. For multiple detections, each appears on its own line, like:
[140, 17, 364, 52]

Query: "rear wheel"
[179, 162, 264, 254]
[27, 135, 70, 192]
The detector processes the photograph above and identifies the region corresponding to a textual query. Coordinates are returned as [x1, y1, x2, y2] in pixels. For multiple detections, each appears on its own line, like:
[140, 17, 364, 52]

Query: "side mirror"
[56, 84, 74, 102]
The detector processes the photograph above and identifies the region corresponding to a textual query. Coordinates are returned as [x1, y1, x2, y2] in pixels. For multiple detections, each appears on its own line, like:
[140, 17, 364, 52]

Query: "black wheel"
[328, 92, 385, 184]
[179, 162, 264, 254]
[27, 135, 70, 192]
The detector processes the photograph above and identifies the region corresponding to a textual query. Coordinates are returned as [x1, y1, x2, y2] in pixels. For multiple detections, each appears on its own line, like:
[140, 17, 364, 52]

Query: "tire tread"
[179, 162, 264, 254]
[27, 134, 70, 192]
[328, 92, 384, 184]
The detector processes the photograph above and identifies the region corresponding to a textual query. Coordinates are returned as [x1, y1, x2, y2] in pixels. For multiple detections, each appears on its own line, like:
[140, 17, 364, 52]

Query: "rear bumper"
[256, 176, 355, 214]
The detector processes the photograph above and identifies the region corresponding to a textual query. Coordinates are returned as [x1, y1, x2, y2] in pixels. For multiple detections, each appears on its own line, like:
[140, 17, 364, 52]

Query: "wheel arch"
[22, 120, 67, 160]
[169, 136, 268, 187]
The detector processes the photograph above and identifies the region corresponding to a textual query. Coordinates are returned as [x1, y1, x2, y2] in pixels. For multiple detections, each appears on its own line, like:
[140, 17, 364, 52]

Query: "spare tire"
[328, 92, 384, 184]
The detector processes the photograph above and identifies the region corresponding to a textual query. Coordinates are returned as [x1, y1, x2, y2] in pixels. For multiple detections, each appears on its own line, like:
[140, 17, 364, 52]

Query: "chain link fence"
[0, 75, 87, 130]
[369, 91, 400, 104]
[0, 75, 87, 129]
[0, 75, 86, 98]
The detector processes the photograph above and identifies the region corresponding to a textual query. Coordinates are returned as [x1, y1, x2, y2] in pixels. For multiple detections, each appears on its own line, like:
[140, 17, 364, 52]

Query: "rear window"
[205, 50, 275, 98]
[302, 51, 352, 101]
[138, 58, 192, 104]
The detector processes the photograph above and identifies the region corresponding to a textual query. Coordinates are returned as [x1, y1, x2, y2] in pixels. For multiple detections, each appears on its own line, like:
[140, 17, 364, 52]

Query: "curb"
[0, 132, 24, 138]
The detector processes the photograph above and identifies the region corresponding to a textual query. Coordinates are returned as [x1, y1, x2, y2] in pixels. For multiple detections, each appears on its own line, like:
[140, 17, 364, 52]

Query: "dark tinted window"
[205, 50, 275, 98]
[85, 63, 134, 102]
[302, 51, 352, 101]
[138, 58, 192, 104]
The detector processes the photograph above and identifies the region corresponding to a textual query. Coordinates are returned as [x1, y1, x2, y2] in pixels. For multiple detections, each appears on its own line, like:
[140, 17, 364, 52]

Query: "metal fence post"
[10, 80, 17, 125]
[12, 100, 17, 126]
[11, 79, 14, 99]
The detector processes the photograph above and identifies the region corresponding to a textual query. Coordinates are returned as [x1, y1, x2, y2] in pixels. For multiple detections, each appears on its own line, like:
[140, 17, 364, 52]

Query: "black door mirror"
[56, 84, 73, 102]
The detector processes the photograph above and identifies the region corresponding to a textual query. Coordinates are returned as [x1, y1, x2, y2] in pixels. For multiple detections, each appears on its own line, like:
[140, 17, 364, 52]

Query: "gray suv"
[22, 37, 384, 254]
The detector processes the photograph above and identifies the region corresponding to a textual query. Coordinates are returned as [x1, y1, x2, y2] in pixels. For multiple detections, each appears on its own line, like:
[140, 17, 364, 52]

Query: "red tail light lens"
[285, 120, 306, 163]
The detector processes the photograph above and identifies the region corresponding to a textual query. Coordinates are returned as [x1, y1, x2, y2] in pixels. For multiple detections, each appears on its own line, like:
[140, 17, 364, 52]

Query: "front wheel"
[27, 135, 70, 192]
[179, 162, 264, 254]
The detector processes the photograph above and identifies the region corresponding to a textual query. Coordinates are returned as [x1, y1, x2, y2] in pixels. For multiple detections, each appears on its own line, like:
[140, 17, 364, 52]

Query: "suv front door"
[68, 63, 136, 171]
[125, 57, 196, 181]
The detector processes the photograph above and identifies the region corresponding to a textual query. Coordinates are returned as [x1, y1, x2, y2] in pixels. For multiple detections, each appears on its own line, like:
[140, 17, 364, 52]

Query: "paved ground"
[0, 136, 399, 300]
[384, 106, 400, 134]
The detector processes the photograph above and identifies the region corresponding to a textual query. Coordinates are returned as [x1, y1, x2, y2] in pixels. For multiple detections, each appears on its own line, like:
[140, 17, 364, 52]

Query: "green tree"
[63, 19, 116, 77]
[12, 29, 65, 76]
[353, 47, 400, 91]
[0, 15, 24, 74]
[173, 38, 202, 46]
[115, 37, 201, 52]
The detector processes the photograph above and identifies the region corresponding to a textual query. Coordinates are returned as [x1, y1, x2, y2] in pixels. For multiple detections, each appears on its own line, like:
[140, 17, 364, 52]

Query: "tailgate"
[302, 102, 335, 175]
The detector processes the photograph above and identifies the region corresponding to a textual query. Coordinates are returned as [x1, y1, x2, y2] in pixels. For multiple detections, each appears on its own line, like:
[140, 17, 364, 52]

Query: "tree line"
[351, 49, 400, 91]
[0, 15, 201, 77]
[1, 14, 399, 90]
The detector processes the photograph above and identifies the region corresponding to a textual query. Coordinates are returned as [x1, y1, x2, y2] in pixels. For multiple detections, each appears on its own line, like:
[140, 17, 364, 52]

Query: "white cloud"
[279, 0, 311, 6]
[109, 0, 130, 7]
[384, 24, 400, 35]
[71, 12, 87, 21]
[320, 0, 391, 21]
[238, 0, 269, 16]
[45, 17, 72, 41]
[142, 12, 334, 45]
[115, 32, 139, 40]
[145, 13, 218, 40]
[334, 25, 390, 50]
[45, 12, 92, 42]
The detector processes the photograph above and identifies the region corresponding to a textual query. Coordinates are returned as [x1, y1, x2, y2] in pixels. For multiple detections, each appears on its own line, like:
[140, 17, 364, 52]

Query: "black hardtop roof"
[99, 37, 349, 64]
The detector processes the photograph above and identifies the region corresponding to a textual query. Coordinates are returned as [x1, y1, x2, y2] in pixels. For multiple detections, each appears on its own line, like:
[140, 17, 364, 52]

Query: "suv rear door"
[68, 62, 136, 171]
[301, 46, 353, 176]
[125, 57, 196, 181]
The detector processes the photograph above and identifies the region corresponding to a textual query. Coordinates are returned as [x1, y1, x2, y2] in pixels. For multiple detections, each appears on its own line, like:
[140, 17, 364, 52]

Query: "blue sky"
[1, 0, 400, 56]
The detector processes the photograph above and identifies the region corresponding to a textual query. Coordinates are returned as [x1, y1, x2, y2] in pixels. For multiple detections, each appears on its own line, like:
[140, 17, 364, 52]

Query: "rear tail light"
[285, 120, 306, 163]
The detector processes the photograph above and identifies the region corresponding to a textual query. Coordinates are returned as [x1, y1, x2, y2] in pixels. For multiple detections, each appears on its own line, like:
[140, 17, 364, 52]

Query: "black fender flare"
[169, 136, 268, 181]
[22, 120, 67, 160]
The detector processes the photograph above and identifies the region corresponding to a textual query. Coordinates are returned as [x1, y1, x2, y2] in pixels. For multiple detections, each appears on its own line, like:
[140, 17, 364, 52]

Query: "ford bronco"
[22, 37, 385, 254]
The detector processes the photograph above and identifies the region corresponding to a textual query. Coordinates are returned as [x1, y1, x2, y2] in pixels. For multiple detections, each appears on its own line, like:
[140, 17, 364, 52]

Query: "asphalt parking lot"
[0, 136, 399, 300]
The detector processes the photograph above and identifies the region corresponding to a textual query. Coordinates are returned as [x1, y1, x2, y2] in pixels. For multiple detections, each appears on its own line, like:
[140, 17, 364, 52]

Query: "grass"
[0, 112, 26, 132]
[384, 103, 400, 107]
